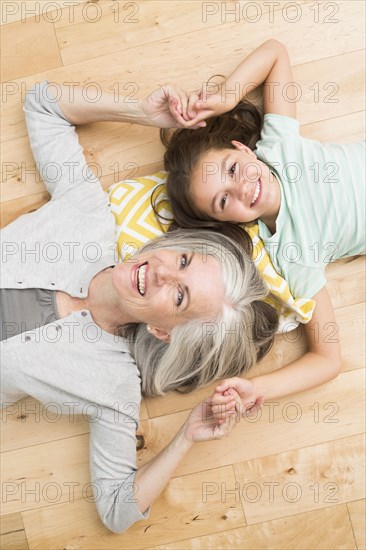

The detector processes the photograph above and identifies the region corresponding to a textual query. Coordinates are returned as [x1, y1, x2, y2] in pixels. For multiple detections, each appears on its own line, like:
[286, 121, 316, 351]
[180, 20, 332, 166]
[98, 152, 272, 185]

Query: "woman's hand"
[212, 377, 265, 423]
[141, 85, 207, 129]
[182, 390, 242, 444]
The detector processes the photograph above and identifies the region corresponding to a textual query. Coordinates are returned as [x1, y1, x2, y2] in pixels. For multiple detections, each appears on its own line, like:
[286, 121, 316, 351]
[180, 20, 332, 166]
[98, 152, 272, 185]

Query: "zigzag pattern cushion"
[108, 172, 315, 331]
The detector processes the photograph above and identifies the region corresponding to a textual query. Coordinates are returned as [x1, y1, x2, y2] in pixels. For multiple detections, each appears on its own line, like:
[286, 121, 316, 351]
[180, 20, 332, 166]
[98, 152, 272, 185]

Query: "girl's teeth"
[137, 264, 146, 295]
[251, 181, 261, 206]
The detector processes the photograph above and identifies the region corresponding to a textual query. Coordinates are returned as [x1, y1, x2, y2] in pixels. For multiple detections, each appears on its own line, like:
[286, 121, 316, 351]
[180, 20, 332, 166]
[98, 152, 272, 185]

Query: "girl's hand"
[185, 84, 238, 122]
[182, 391, 242, 444]
[141, 85, 207, 129]
[212, 377, 265, 423]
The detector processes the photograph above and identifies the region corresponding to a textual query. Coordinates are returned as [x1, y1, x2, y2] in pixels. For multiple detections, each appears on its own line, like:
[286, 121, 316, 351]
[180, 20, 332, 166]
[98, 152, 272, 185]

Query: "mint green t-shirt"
[255, 114, 365, 299]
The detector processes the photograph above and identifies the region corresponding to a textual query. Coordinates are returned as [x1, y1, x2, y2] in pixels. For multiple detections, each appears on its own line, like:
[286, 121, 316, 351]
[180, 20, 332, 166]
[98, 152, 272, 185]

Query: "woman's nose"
[155, 264, 176, 286]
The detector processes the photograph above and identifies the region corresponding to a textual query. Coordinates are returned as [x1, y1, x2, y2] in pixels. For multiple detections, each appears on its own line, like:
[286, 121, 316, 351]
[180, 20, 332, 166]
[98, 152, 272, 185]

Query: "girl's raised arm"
[189, 39, 297, 121]
[212, 287, 342, 417]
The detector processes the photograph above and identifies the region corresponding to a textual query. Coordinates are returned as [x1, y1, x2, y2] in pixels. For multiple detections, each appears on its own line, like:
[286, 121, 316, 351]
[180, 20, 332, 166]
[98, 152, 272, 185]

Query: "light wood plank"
[0, 16, 62, 82]
[0, 0, 89, 25]
[2, 369, 363, 516]
[1, 370, 364, 514]
[1, 434, 91, 515]
[301, 111, 365, 143]
[54, 1, 329, 67]
[348, 499, 366, 550]
[146, 503, 357, 550]
[0, 513, 29, 550]
[21, 466, 245, 549]
[0, 395, 148, 453]
[0, 124, 164, 202]
[0, 397, 89, 453]
[1, 4, 364, 549]
[233, 433, 365, 523]
[0, 192, 50, 229]
[142, 369, 365, 477]
[56, 0, 220, 66]
[1, 22, 365, 144]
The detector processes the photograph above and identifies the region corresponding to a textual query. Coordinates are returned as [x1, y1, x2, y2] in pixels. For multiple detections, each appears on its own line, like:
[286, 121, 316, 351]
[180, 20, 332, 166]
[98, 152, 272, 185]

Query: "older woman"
[0, 82, 277, 532]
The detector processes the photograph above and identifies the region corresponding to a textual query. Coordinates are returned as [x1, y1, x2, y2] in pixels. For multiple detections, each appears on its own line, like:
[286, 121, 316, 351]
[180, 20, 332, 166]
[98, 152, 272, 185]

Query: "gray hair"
[124, 229, 278, 396]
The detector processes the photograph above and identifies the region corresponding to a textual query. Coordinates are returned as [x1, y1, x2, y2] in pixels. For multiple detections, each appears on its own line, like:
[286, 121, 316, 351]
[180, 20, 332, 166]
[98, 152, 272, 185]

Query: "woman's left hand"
[141, 85, 207, 129]
[182, 390, 241, 443]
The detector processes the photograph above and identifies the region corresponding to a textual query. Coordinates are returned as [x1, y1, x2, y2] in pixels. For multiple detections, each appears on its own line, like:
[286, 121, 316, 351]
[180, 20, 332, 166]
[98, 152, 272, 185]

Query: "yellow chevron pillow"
[108, 172, 315, 330]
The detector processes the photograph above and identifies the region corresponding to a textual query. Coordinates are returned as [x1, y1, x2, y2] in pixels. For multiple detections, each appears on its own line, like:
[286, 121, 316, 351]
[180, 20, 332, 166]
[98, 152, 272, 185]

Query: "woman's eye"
[180, 254, 187, 269]
[220, 194, 228, 210]
[177, 287, 184, 307]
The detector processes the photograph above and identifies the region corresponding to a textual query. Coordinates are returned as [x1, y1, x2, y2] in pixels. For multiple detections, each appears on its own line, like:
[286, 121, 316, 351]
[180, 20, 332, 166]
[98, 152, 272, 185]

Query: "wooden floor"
[1, 1, 365, 548]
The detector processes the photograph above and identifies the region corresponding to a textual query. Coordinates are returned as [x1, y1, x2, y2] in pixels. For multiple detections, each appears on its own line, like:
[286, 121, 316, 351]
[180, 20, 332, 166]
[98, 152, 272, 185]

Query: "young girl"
[162, 39, 365, 412]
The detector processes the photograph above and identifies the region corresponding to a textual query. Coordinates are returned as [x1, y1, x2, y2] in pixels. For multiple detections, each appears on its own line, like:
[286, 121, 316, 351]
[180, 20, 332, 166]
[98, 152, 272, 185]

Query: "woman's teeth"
[251, 180, 261, 206]
[137, 264, 147, 295]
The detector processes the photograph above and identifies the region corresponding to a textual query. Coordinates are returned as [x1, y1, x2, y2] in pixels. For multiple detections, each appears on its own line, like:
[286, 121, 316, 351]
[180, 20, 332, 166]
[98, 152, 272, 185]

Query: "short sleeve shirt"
[254, 114, 365, 298]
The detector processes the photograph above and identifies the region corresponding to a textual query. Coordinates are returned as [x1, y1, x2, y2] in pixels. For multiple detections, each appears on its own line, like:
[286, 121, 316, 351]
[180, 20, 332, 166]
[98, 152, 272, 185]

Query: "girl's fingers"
[187, 93, 200, 119]
[169, 97, 185, 123]
[215, 381, 232, 393]
[185, 121, 207, 129]
[170, 95, 181, 114]
[212, 395, 235, 406]
[178, 93, 190, 121]
[212, 401, 236, 413]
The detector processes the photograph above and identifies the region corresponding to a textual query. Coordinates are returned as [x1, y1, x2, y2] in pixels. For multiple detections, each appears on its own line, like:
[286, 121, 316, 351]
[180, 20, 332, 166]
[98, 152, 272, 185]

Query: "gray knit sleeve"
[88, 402, 150, 533]
[23, 81, 100, 200]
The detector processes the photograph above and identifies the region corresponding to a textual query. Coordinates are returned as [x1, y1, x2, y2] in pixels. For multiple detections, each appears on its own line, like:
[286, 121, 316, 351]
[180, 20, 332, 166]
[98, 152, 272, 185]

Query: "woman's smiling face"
[190, 141, 281, 224]
[112, 248, 225, 341]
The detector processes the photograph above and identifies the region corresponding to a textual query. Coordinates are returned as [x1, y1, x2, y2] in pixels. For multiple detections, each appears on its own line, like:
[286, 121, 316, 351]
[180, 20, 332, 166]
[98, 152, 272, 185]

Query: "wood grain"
[348, 499, 366, 550]
[1, 1, 364, 547]
[233, 433, 365, 523]
[21, 466, 245, 549]
[0, 16, 62, 82]
[0, 0, 89, 26]
[0, 513, 29, 550]
[146, 504, 357, 549]
[3, 369, 363, 517]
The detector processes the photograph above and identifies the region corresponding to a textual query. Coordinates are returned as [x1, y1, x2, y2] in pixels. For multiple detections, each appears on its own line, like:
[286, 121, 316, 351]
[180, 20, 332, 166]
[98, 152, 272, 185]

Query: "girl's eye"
[180, 254, 187, 269]
[229, 162, 237, 176]
[220, 194, 228, 210]
[177, 287, 184, 307]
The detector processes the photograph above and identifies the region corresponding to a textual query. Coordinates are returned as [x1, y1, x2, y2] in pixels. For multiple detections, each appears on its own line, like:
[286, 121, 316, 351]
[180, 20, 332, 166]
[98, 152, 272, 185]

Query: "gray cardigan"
[0, 82, 149, 532]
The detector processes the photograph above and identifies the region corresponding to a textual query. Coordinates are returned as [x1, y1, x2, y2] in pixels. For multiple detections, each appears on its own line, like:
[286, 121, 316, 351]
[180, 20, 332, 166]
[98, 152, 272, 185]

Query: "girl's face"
[112, 248, 225, 341]
[190, 141, 281, 224]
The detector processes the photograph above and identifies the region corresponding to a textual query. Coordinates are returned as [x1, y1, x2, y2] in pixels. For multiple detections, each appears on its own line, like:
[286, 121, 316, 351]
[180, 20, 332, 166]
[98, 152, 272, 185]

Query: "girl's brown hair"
[160, 99, 263, 229]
